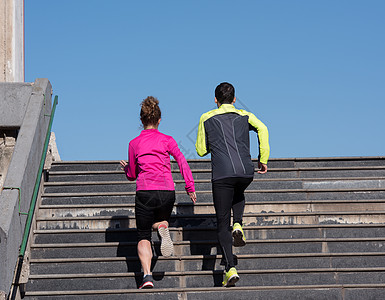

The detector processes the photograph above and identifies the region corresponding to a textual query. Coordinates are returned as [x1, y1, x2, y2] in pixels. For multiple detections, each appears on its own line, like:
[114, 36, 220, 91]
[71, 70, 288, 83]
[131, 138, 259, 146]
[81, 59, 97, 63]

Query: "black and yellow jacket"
[195, 104, 270, 181]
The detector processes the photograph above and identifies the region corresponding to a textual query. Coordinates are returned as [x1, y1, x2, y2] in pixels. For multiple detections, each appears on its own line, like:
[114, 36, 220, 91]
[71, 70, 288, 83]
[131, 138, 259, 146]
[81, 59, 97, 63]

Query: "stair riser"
[33, 227, 385, 245]
[30, 255, 385, 275]
[37, 202, 385, 219]
[48, 161, 213, 172]
[23, 293, 184, 300]
[31, 240, 385, 259]
[36, 214, 385, 230]
[174, 170, 385, 180]
[26, 270, 385, 291]
[47, 169, 385, 183]
[43, 179, 385, 194]
[22, 288, 385, 300]
[48, 159, 385, 172]
[43, 181, 305, 194]
[41, 190, 385, 206]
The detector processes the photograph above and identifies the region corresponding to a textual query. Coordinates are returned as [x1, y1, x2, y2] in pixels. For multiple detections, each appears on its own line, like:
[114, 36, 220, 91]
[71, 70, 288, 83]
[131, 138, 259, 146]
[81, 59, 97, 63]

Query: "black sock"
[225, 265, 234, 272]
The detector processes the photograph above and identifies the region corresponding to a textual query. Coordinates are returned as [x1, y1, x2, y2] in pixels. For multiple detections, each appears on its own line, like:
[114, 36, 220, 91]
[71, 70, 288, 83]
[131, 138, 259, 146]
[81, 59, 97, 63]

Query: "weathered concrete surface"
[0, 83, 32, 126]
[44, 132, 61, 170]
[0, 130, 17, 188]
[0, 81, 32, 188]
[0, 79, 52, 295]
[0, 0, 24, 82]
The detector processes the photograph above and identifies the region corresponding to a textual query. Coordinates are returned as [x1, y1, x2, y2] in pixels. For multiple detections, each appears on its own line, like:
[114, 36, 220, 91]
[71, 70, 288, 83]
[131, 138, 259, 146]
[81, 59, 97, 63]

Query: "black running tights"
[212, 177, 253, 271]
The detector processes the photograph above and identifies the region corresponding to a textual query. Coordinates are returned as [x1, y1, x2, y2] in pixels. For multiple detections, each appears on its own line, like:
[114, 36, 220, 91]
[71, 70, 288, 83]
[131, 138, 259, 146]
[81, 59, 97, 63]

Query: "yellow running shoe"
[232, 223, 246, 247]
[222, 267, 240, 287]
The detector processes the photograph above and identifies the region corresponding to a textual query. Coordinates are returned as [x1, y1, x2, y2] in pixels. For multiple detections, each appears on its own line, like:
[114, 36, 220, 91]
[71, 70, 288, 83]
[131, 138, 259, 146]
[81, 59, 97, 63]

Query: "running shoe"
[232, 222, 246, 247]
[158, 224, 174, 257]
[222, 267, 240, 287]
[139, 274, 154, 289]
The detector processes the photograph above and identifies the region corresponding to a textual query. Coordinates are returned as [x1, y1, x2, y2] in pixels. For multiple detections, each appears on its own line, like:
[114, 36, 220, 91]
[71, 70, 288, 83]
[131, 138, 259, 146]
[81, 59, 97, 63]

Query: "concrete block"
[23, 292, 183, 300]
[0, 78, 52, 293]
[19, 251, 30, 284]
[27, 275, 179, 291]
[187, 288, 343, 300]
[344, 288, 385, 300]
[0, 83, 32, 126]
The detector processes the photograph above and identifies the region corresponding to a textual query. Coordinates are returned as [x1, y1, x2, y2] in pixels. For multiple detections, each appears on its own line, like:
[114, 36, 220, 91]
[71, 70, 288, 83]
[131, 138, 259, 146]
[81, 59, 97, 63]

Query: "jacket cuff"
[185, 185, 195, 193]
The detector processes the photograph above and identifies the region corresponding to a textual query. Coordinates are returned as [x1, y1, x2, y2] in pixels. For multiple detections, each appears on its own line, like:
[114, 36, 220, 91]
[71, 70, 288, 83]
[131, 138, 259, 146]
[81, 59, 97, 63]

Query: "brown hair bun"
[140, 96, 161, 127]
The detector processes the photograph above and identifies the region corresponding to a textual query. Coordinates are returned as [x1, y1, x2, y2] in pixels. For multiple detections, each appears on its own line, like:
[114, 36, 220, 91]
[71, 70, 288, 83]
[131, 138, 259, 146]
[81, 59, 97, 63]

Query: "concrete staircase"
[23, 157, 385, 299]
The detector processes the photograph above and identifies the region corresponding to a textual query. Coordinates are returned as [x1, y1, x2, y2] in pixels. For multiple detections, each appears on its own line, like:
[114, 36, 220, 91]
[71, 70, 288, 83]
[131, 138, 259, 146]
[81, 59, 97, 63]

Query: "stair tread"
[27, 267, 385, 279]
[43, 176, 385, 185]
[22, 282, 385, 296]
[30, 237, 385, 248]
[35, 211, 385, 221]
[33, 223, 385, 233]
[42, 187, 385, 197]
[35, 198, 385, 208]
[29, 252, 385, 263]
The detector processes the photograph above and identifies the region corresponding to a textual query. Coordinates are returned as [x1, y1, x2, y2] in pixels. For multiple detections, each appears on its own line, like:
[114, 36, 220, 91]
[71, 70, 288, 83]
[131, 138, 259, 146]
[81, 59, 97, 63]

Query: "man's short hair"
[215, 82, 235, 104]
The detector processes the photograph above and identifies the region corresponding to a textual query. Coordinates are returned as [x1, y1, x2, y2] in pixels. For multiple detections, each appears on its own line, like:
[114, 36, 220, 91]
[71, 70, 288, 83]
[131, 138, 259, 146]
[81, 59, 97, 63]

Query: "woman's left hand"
[187, 191, 197, 203]
[120, 160, 128, 170]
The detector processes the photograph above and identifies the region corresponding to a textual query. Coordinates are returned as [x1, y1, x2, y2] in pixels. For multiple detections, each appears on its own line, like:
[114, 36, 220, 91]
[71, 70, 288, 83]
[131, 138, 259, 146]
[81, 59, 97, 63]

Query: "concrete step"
[35, 210, 385, 230]
[32, 224, 385, 244]
[40, 188, 385, 205]
[42, 178, 385, 194]
[29, 253, 385, 275]
[30, 237, 385, 259]
[48, 157, 385, 172]
[25, 267, 385, 291]
[42, 179, 305, 194]
[36, 199, 385, 219]
[47, 167, 385, 183]
[21, 284, 385, 300]
[270, 157, 385, 168]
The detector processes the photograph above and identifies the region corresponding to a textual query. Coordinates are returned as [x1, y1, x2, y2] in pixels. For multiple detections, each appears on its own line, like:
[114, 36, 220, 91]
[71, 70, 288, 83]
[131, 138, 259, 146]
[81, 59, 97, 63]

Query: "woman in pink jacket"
[120, 96, 196, 289]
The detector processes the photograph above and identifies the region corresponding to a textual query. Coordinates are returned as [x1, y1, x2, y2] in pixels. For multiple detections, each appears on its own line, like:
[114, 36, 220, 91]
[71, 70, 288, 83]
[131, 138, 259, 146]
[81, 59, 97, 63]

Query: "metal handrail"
[19, 95, 58, 256]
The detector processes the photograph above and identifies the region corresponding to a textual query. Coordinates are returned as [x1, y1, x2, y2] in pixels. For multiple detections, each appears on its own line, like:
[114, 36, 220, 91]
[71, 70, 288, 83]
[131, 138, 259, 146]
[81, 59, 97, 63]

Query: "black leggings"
[212, 177, 253, 271]
[135, 190, 175, 242]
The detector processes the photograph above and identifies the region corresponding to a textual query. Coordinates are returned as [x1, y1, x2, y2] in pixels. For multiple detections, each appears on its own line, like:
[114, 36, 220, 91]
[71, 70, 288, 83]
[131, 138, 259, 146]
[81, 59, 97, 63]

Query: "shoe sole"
[158, 226, 174, 257]
[223, 274, 240, 287]
[139, 282, 154, 289]
[232, 229, 246, 247]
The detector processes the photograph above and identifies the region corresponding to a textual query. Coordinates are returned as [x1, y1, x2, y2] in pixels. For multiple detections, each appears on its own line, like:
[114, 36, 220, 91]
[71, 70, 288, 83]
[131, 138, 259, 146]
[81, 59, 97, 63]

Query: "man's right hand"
[257, 162, 268, 174]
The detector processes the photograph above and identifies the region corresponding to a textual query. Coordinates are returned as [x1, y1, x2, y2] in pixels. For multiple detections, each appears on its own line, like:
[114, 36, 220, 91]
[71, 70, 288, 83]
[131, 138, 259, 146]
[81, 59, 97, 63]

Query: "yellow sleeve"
[247, 112, 270, 164]
[195, 114, 209, 157]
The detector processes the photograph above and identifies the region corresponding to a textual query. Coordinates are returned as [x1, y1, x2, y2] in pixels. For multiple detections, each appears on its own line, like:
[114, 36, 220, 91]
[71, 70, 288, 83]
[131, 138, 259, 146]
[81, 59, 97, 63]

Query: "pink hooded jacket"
[124, 129, 195, 193]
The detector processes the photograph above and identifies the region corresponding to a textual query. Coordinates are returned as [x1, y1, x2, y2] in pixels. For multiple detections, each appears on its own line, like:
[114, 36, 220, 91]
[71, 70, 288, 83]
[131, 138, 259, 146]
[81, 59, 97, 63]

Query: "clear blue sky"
[25, 1, 385, 161]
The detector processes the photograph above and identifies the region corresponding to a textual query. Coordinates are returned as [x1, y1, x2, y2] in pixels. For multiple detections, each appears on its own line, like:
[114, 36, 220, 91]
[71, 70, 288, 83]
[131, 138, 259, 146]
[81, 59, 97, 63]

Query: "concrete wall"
[0, 0, 24, 82]
[0, 83, 32, 127]
[0, 79, 52, 295]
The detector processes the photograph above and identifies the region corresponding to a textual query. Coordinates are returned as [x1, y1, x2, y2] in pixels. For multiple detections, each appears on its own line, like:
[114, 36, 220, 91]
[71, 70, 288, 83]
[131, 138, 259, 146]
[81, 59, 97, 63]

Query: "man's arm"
[195, 115, 209, 157]
[246, 111, 270, 167]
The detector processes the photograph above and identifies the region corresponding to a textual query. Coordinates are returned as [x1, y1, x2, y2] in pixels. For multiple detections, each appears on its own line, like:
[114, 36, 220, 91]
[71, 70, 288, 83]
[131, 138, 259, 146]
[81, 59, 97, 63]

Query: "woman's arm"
[168, 138, 196, 201]
[121, 143, 137, 181]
